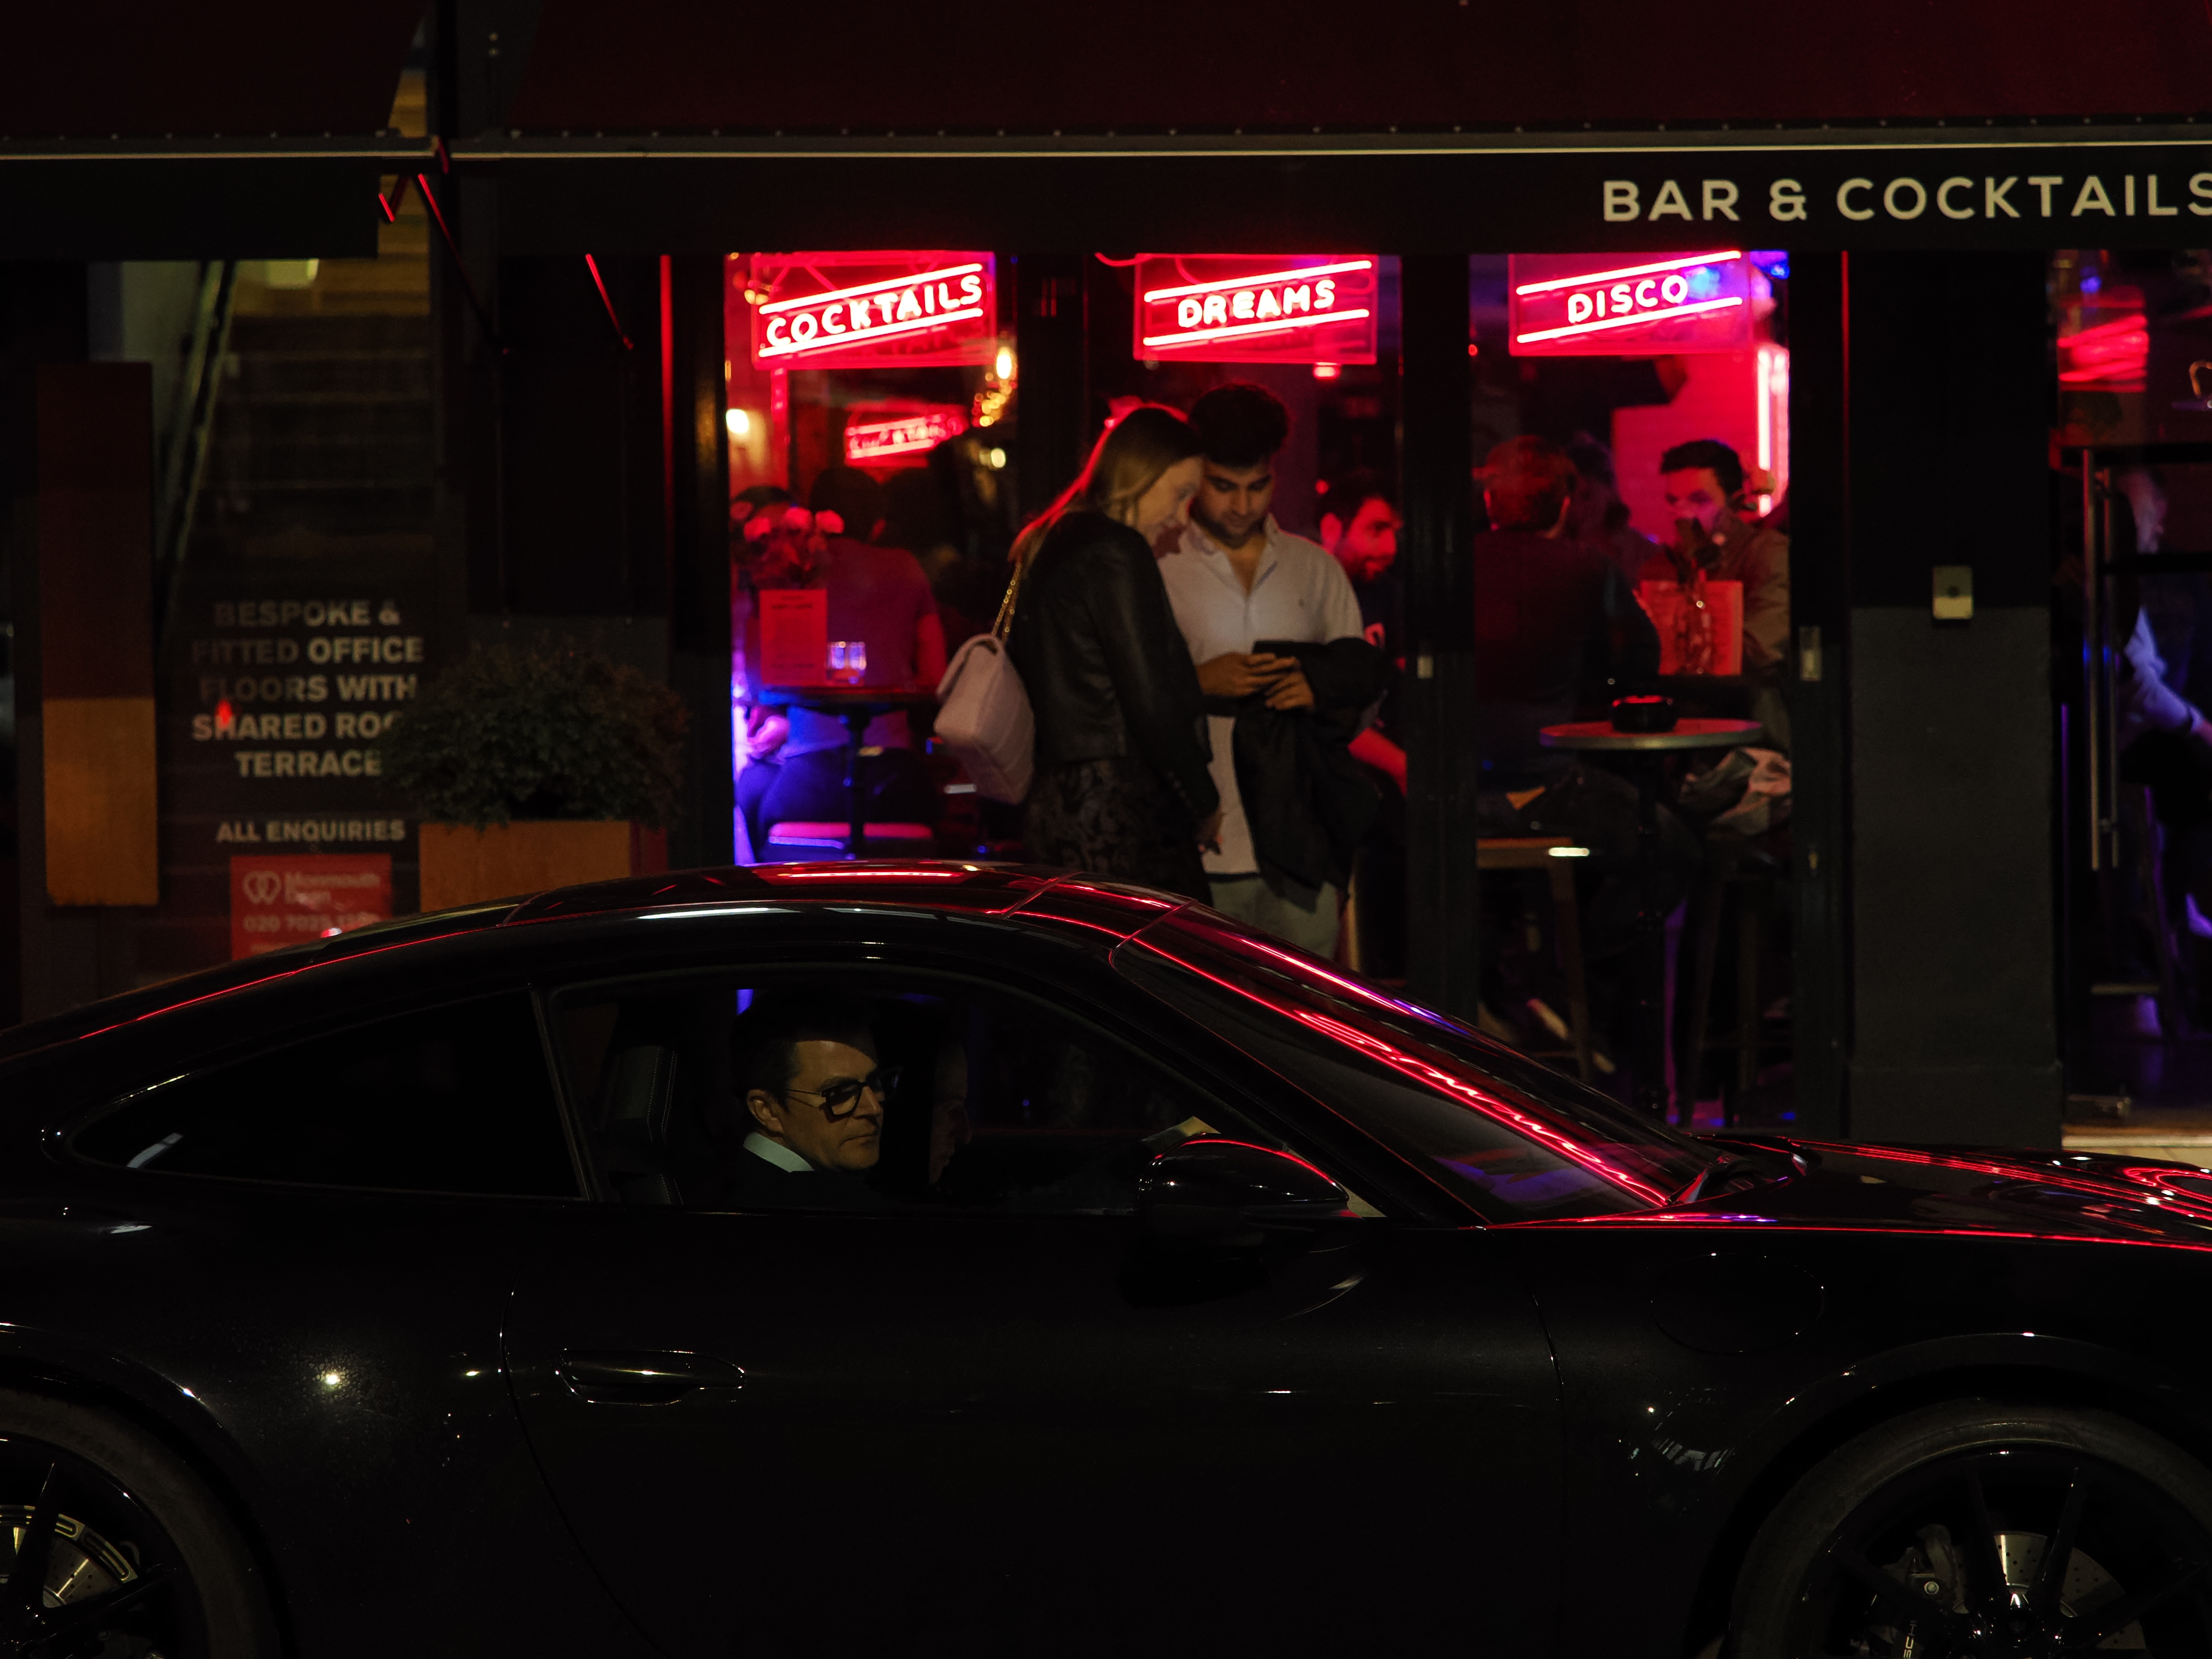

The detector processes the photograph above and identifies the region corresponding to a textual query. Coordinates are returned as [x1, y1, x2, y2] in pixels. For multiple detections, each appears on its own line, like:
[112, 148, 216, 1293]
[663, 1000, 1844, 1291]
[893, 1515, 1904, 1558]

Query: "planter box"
[418, 821, 668, 911]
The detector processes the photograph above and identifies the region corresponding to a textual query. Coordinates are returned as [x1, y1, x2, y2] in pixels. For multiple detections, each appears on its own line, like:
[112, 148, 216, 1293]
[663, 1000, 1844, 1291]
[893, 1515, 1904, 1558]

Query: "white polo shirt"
[1158, 517, 1365, 878]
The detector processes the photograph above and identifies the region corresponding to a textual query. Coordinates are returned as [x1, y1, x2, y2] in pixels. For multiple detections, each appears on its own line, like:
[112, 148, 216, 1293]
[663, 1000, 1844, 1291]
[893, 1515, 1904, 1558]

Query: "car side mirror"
[1138, 1137, 1353, 1241]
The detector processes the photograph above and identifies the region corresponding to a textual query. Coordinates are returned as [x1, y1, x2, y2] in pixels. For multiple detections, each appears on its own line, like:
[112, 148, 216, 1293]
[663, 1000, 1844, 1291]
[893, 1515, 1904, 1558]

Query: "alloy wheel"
[1788, 1446, 2212, 1656]
[0, 1444, 186, 1659]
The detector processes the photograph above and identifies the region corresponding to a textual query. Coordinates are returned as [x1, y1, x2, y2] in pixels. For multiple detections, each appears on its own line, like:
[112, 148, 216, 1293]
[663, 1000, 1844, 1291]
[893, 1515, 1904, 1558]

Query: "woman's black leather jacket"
[1005, 510, 1219, 820]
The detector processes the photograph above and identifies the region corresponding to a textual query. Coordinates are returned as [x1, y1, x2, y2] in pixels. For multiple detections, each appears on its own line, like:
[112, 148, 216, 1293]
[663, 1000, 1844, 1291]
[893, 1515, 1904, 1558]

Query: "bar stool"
[1478, 836, 1594, 1082]
[1679, 834, 1787, 1125]
[763, 821, 937, 860]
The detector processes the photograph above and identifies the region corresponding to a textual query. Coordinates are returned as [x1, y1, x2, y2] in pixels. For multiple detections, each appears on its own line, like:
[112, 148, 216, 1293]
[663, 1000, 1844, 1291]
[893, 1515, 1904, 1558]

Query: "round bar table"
[1538, 717, 1762, 1117]
[757, 685, 938, 859]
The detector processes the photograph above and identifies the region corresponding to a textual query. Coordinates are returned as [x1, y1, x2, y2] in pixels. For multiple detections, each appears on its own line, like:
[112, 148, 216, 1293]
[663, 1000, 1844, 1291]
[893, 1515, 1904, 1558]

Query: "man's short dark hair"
[1187, 383, 1291, 468]
[1563, 438, 1618, 491]
[1659, 438, 1746, 498]
[1482, 437, 1579, 532]
[809, 465, 885, 536]
[733, 997, 877, 1100]
[1323, 466, 1395, 519]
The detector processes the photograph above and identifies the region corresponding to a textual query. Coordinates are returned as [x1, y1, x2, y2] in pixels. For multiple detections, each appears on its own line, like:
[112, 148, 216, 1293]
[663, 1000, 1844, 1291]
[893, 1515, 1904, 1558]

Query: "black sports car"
[2, 862, 2211, 1659]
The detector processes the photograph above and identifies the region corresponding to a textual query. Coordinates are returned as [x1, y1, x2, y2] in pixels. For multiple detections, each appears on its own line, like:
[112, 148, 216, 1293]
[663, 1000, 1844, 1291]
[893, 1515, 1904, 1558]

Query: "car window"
[1114, 917, 1713, 1220]
[548, 967, 1352, 1216]
[74, 993, 580, 1199]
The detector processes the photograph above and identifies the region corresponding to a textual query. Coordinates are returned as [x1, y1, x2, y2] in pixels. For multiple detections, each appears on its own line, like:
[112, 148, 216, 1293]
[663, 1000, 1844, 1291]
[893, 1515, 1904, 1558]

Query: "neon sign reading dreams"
[1133, 255, 1379, 364]
[1508, 251, 1752, 357]
[740, 253, 996, 369]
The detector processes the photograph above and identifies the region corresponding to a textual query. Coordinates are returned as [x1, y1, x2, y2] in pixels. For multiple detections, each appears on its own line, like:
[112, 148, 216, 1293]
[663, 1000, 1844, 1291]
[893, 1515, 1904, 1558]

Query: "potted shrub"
[383, 644, 687, 910]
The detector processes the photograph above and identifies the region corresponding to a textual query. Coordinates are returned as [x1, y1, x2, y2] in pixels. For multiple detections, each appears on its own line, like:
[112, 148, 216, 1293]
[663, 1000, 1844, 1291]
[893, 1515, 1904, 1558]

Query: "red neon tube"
[1513, 251, 1743, 297]
[1142, 308, 1373, 351]
[1515, 296, 1742, 346]
[757, 262, 987, 315]
[1142, 259, 1375, 303]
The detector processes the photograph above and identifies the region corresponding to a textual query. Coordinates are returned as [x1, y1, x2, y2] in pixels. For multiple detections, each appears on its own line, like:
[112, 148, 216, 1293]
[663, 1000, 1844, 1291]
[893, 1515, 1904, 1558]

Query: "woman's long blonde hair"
[1010, 404, 1202, 565]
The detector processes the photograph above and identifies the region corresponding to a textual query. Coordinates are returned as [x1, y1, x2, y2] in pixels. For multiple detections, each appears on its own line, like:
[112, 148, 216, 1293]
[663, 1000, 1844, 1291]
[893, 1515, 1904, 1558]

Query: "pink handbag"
[932, 558, 1034, 804]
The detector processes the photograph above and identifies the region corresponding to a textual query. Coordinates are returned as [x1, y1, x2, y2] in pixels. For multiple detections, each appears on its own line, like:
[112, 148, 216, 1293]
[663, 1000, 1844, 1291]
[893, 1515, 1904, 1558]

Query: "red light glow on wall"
[733, 252, 997, 370]
[2059, 311, 2148, 391]
[1133, 255, 1379, 364]
[1508, 251, 1752, 356]
[844, 405, 968, 465]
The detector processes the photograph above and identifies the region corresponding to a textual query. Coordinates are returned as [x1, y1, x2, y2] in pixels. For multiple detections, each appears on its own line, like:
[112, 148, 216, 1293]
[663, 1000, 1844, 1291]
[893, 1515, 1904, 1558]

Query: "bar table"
[757, 685, 937, 859]
[1538, 717, 1762, 1116]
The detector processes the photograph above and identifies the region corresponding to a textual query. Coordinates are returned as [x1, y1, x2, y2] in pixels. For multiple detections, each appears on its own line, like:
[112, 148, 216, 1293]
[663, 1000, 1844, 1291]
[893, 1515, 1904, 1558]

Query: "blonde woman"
[1005, 406, 1221, 899]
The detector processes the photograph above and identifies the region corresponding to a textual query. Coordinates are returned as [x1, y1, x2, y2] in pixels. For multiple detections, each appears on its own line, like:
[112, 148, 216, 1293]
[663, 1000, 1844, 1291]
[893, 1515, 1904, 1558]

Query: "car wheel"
[0, 1387, 276, 1659]
[1730, 1399, 2212, 1658]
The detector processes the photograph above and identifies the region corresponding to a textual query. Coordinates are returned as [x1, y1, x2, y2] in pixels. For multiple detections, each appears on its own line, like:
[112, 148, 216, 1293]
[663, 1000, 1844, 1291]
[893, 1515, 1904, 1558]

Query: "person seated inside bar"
[1473, 438, 1694, 1049]
[736, 466, 948, 857]
[1637, 437, 1791, 746]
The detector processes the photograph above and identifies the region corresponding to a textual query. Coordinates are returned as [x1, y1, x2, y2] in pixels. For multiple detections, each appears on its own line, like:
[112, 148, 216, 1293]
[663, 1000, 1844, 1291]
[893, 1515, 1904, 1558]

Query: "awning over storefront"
[503, 0, 2212, 134]
[1, 1, 422, 138]
[468, 0, 2212, 254]
[473, 129, 2212, 256]
[12, 0, 2212, 258]
[0, 0, 424, 258]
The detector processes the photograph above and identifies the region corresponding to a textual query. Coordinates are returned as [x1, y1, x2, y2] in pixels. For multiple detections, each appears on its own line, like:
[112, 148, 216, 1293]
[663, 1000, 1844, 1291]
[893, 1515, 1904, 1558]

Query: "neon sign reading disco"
[1508, 251, 1752, 357]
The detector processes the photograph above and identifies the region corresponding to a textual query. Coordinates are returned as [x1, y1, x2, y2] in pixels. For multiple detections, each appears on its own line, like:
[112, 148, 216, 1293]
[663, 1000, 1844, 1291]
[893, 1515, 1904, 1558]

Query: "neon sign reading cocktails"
[1508, 251, 1752, 356]
[736, 253, 997, 369]
[1133, 255, 1379, 364]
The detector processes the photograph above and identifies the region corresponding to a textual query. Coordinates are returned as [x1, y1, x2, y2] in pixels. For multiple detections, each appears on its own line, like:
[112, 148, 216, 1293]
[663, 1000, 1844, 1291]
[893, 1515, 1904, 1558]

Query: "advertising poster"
[230, 854, 392, 959]
[146, 552, 436, 979]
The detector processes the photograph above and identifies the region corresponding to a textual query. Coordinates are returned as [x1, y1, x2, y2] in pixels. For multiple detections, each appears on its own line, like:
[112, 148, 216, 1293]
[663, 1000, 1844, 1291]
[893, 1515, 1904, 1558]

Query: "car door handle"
[556, 1350, 746, 1405]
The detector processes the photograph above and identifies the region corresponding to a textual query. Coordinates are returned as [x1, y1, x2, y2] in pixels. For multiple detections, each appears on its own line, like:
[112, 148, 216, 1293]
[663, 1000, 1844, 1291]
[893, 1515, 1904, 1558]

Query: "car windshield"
[1115, 911, 1715, 1220]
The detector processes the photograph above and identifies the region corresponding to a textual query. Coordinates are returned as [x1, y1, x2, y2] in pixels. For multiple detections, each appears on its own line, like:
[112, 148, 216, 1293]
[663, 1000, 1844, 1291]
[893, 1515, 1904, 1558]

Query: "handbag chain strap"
[990, 548, 1028, 640]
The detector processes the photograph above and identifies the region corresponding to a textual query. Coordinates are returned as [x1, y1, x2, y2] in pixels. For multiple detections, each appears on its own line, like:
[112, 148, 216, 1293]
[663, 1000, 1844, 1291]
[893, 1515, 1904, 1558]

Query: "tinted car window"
[75, 993, 579, 1198]
[552, 967, 1336, 1216]
[1115, 917, 1712, 1219]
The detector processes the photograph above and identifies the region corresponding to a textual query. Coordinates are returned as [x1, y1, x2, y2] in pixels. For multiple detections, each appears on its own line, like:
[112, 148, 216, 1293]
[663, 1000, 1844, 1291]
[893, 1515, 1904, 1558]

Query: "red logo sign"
[737, 253, 997, 369]
[1508, 252, 1752, 356]
[844, 405, 969, 465]
[230, 854, 391, 959]
[1133, 256, 1379, 364]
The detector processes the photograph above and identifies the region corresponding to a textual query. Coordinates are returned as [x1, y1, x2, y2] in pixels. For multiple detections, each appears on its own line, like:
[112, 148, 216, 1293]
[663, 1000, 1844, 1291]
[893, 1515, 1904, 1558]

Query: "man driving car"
[731, 1002, 896, 1208]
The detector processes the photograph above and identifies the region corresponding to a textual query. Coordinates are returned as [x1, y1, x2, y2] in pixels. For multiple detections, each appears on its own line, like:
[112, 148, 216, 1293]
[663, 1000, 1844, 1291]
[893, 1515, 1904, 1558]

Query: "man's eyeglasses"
[781, 1067, 900, 1120]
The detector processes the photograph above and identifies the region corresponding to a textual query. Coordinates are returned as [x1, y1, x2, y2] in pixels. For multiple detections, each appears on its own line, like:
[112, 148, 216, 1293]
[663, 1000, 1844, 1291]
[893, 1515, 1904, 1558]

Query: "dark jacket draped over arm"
[1227, 636, 1390, 894]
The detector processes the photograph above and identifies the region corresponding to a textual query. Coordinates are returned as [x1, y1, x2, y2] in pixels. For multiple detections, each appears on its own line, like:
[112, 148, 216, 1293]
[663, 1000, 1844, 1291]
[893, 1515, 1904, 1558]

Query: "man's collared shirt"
[1159, 515, 1364, 876]
[741, 1131, 811, 1173]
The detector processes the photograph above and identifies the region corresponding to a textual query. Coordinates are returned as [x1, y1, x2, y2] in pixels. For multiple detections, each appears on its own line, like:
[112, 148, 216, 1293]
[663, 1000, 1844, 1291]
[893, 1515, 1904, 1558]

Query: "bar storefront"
[9, 0, 2212, 1150]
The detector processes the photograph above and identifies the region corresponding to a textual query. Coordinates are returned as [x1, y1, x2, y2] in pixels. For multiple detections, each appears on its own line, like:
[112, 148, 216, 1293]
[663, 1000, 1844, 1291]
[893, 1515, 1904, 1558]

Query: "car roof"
[0, 863, 1190, 1062]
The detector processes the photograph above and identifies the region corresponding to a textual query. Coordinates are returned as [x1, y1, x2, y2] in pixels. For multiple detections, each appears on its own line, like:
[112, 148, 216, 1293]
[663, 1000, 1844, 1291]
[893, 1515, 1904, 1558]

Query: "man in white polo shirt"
[1160, 383, 1377, 955]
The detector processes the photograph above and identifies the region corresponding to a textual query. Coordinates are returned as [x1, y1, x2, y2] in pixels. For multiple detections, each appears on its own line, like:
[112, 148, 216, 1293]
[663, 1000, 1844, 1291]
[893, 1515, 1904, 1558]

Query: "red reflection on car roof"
[753, 866, 976, 880]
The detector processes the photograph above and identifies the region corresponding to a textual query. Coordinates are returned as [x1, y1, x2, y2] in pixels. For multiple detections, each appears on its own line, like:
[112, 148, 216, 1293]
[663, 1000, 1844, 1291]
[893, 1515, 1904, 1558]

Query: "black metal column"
[666, 255, 733, 871]
[1842, 251, 2060, 1146]
[1399, 256, 1480, 1021]
[1011, 253, 1091, 521]
[1786, 252, 1850, 1139]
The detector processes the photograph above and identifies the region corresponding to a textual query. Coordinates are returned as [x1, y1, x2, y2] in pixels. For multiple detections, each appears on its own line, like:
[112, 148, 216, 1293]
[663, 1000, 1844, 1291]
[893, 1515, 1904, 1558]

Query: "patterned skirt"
[1025, 754, 1210, 902]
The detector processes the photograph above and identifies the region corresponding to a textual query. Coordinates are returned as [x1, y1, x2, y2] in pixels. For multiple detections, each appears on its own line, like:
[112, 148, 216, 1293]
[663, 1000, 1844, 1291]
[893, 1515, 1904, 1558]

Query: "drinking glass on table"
[826, 640, 868, 686]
